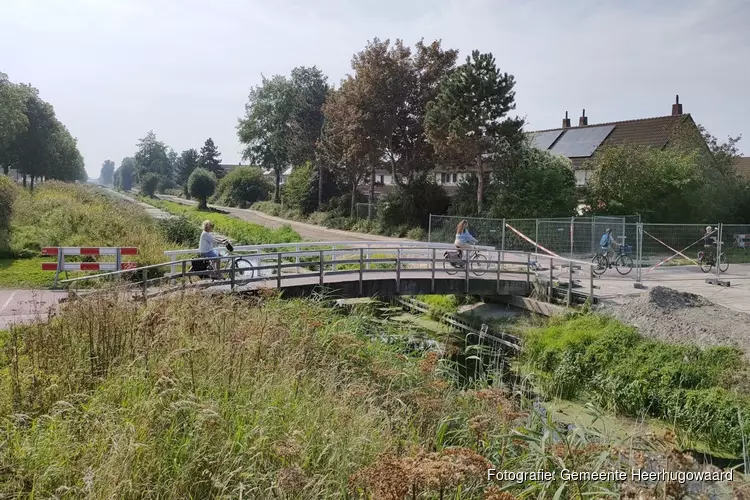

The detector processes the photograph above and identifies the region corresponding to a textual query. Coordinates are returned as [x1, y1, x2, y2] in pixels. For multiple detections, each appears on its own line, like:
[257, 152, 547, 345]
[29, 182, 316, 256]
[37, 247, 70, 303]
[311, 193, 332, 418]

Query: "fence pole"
[431, 248, 436, 293]
[535, 219, 539, 254]
[116, 248, 122, 275]
[526, 253, 531, 292]
[635, 222, 644, 288]
[501, 218, 506, 269]
[332, 245, 337, 271]
[181, 260, 186, 290]
[359, 248, 364, 296]
[428, 214, 433, 243]
[570, 217, 575, 259]
[142, 268, 148, 299]
[465, 249, 470, 294]
[716, 223, 723, 282]
[230, 256, 236, 291]
[567, 259, 572, 307]
[589, 263, 594, 302]
[396, 248, 402, 294]
[548, 257, 553, 303]
[53, 250, 63, 289]
[319, 250, 324, 286]
[496, 249, 501, 294]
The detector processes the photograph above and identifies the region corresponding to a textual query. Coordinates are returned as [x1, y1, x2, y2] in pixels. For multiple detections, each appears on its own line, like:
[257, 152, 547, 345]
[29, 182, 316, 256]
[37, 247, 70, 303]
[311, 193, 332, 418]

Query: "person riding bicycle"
[599, 228, 618, 260]
[454, 220, 478, 260]
[199, 220, 228, 274]
[702, 225, 716, 259]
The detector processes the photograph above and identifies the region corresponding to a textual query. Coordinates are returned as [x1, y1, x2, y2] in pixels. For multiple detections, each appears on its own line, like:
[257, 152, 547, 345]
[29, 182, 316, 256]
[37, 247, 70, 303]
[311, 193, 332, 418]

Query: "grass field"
[0, 258, 53, 288]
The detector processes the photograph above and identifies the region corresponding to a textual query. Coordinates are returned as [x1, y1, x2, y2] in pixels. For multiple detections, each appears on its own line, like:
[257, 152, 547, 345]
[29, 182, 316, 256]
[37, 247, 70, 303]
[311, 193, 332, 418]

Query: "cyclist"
[199, 220, 228, 273]
[599, 228, 618, 261]
[701, 225, 716, 259]
[454, 219, 478, 260]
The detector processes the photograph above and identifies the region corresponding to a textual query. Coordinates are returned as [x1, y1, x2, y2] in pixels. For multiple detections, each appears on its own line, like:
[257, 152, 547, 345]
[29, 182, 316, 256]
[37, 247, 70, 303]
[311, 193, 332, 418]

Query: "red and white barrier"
[41, 247, 138, 287]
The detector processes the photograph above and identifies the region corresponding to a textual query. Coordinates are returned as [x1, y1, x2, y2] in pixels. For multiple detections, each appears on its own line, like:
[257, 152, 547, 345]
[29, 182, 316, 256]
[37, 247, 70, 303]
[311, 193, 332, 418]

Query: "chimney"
[562, 111, 571, 128]
[672, 95, 683, 116]
[579, 108, 588, 127]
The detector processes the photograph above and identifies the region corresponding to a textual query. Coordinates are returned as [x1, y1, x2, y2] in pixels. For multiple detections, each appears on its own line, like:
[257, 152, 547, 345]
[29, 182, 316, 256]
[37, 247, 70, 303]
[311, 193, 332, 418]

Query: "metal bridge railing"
[59, 244, 597, 306]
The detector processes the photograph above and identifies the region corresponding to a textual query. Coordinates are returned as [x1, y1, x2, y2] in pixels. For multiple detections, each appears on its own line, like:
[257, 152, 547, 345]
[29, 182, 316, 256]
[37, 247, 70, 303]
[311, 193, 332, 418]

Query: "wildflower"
[277, 465, 308, 492]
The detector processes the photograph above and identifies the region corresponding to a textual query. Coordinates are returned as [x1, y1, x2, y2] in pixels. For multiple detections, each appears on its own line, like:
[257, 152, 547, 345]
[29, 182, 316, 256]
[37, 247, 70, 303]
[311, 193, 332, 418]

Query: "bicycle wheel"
[443, 258, 459, 275]
[699, 255, 713, 273]
[718, 253, 729, 273]
[233, 258, 255, 280]
[591, 254, 607, 276]
[471, 253, 489, 276]
[615, 254, 633, 276]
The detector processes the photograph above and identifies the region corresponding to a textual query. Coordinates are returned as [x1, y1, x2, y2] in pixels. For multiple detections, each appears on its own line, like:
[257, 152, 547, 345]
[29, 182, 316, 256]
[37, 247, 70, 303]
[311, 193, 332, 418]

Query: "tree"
[140, 172, 159, 197]
[586, 146, 700, 222]
[0, 73, 29, 174]
[134, 131, 170, 181]
[238, 75, 295, 202]
[100, 160, 115, 185]
[379, 173, 450, 229]
[425, 51, 521, 213]
[319, 82, 379, 217]
[214, 166, 270, 207]
[176, 148, 199, 185]
[199, 138, 223, 178]
[114, 157, 136, 191]
[288, 67, 329, 209]
[486, 144, 577, 218]
[167, 148, 179, 181]
[188, 167, 217, 209]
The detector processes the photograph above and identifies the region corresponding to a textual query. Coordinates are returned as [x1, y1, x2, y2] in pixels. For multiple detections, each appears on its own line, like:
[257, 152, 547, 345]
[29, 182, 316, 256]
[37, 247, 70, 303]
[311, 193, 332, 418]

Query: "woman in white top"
[199, 220, 227, 270]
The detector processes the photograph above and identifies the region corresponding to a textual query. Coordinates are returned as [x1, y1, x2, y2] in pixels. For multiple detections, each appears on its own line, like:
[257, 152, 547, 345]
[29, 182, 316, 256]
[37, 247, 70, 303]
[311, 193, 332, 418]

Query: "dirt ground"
[600, 286, 750, 360]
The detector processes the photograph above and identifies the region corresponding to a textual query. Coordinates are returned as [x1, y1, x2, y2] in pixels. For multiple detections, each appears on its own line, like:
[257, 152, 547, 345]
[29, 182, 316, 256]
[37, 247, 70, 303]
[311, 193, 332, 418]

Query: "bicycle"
[697, 247, 729, 273]
[591, 244, 633, 276]
[187, 242, 255, 283]
[443, 246, 489, 276]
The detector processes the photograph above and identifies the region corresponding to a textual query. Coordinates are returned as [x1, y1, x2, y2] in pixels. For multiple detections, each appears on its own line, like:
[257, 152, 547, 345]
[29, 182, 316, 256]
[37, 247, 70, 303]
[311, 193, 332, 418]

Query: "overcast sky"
[2, 0, 748, 178]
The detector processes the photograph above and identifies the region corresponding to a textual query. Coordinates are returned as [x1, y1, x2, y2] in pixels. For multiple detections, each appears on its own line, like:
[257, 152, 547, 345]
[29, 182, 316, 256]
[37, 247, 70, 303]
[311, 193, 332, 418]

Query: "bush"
[140, 173, 160, 197]
[0, 176, 18, 256]
[158, 215, 200, 246]
[157, 176, 178, 194]
[283, 163, 342, 215]
[406, 227, 427, 241]
[215, 166, 270, 208]
[379, 175, 449, 230]
[188, 168, 217, 209]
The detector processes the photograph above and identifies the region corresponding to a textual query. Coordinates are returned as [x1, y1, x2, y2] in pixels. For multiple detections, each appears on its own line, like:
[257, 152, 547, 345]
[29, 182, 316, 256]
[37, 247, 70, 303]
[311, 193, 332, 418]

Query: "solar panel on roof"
[549, 125, 615, 157]
[529, 130, 563, 151]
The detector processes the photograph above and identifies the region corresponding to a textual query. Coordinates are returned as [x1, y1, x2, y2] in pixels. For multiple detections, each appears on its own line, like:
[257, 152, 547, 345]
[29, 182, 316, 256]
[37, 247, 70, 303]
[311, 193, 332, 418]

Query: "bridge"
[59, 241, 597, 305]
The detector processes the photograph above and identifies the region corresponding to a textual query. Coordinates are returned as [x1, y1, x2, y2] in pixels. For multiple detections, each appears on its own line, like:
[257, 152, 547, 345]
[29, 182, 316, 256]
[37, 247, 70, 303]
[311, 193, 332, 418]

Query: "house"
[734, 157, 750, 181]
[527, 96, 707, 186]
[219, 164, 243, 175]
[262, 166, 293, 185]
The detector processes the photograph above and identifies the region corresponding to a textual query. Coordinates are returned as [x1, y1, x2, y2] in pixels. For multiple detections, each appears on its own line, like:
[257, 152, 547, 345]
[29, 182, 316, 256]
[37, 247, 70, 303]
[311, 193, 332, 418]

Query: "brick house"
[527, 96, 708, 186]
[734, 157, 750, 181]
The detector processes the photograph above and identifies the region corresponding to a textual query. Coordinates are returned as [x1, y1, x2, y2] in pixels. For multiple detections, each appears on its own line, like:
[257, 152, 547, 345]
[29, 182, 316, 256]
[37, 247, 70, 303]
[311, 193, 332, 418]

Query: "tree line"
[0, 72, 87, 189]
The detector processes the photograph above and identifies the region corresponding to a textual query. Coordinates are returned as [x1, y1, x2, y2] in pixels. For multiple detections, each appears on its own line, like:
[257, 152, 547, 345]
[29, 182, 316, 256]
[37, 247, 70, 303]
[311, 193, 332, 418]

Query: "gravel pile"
[602, 286, 750, 359]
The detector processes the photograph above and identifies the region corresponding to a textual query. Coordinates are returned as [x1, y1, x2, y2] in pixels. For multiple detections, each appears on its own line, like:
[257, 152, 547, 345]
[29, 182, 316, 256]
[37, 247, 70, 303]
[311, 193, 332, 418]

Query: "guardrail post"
[535, 219, 539, 254]
[53, 250, 63, 289]
[501, 219, 506, 267]
[396, 248, 401, 294]
[295, 245, 300, 273]
[359, 248, 364, 296]
[431, 248, 436, 293]
[116, 248, 122, 275]
[526, 253, 531, 292]
[496, 249, 501, 294]
[548, 257, 553, 303]
[332, 245, 337, 271]
[366, 245, 371, 270]
[230, 256, 236, 291]
[181, 260, 186, 290]
[142, 268, 148, 299]
[567, 259, 572, 307]
[464, 249, 470, 294]
[319, 250, 324, 286]
[276, 253, 282, 289]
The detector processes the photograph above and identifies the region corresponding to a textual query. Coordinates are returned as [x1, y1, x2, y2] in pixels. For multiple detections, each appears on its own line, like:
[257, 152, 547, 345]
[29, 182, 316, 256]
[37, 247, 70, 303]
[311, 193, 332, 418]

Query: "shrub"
[158, 215, 200, 246]
[0, 176, 18, 256]
[379, 175, 449, 230]
[188, 168, 217, 209]
[157, 176, 178, 194]
[215, 166, 270, 207]
[140, 173, 160, 197]
[406, 227, 427, 241]
[283, 163, 342, 215]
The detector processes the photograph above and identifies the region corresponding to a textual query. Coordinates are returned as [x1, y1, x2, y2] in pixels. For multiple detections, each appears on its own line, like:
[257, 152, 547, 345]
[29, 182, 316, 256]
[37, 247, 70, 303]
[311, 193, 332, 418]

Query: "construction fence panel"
[721, 223, 750, 267]
[356, 203, 378, 220]
[640, 223, 717, 268]
[428, 215, 506, 247]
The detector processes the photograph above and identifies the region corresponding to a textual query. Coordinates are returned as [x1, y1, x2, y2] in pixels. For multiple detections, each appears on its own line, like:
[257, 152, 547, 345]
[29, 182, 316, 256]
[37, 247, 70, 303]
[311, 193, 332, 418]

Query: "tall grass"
[9, 182, 172, 266]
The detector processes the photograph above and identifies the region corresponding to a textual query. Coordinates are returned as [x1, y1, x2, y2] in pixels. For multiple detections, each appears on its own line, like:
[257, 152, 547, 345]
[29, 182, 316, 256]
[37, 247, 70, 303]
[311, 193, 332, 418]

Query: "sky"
[2, 0, 748, 178]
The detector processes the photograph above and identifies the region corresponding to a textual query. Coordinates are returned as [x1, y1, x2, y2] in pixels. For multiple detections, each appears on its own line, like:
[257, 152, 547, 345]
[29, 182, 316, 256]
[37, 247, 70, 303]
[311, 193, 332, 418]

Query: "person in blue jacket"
[599, 228, 616, 260]
[454, 219, 478, 259]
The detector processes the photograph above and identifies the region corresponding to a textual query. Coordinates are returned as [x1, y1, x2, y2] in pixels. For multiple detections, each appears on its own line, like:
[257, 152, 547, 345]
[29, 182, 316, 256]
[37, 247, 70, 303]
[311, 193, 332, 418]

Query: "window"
[440, 173, 446, 183]
[379, 175, 384, 184]
[452, 173, 457, 183]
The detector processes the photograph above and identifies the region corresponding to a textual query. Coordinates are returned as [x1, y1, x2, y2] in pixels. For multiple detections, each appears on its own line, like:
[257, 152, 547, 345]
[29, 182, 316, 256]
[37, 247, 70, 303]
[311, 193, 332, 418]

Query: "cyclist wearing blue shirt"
[599, 228, 617, 259]
[454, 219, 478, 259]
